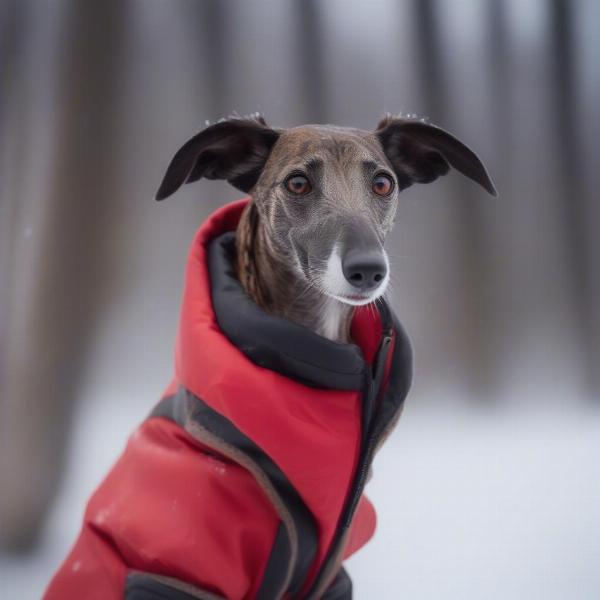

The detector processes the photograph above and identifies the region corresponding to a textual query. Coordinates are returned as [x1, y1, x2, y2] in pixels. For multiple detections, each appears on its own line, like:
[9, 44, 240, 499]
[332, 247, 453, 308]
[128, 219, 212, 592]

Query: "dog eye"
[372, 173, 394, 197]
[285, 174, 311, 196]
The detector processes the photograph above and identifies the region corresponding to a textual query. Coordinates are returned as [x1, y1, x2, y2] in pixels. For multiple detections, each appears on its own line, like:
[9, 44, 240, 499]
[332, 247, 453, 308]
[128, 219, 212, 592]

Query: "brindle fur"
[233, 123, 395, 342]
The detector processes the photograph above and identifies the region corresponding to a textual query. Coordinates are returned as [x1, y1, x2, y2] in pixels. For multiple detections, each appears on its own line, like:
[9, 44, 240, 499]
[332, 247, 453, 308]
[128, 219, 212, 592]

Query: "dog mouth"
[328, 289, 386, 306]
[343, 293, 370, 301]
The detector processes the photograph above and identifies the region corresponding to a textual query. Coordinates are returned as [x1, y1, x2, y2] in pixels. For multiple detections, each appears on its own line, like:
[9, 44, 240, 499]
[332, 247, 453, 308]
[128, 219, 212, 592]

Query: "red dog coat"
[45, 199, 412, 600]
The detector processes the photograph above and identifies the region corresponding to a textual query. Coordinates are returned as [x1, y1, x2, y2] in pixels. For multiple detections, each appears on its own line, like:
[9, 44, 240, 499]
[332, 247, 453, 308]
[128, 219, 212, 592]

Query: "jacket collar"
[175, 198, 400, 392]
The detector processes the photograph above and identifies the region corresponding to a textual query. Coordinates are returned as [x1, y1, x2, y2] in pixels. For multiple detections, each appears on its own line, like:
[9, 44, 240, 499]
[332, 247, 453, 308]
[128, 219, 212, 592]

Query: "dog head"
[156, 114, 496, 306]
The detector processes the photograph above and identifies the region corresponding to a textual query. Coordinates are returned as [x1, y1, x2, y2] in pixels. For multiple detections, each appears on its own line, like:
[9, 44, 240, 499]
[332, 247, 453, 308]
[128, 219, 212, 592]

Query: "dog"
[45, 114, 496, 600]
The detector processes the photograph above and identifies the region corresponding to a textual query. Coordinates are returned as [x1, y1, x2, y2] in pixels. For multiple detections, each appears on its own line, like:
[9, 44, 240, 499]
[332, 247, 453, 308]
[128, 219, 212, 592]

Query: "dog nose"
[342, 250, 387, 291]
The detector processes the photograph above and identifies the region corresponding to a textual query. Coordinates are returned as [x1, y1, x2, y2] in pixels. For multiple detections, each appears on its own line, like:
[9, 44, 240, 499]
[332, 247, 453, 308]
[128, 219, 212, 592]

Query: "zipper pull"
[363, 331, 393, 438]
[372, 332, 392, 390]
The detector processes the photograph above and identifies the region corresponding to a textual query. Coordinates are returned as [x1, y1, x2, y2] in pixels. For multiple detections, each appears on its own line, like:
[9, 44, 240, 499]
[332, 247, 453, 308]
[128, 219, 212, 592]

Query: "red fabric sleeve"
[44, 418, 280, 600]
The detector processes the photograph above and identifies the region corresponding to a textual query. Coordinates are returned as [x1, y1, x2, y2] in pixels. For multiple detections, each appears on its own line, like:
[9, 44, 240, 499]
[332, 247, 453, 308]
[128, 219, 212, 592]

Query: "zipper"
[304, 328, 393, 598]
[342, 331, 392, 527]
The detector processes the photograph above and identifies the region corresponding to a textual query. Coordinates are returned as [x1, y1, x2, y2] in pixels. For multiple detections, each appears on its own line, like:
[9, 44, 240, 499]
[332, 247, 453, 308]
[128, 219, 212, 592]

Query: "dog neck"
[235, 202, 354, 343]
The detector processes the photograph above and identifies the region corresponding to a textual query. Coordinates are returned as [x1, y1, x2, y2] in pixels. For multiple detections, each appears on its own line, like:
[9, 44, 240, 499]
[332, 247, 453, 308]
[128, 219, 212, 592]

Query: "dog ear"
[155, 115, 281, 200]
[376, 115, 497, 196]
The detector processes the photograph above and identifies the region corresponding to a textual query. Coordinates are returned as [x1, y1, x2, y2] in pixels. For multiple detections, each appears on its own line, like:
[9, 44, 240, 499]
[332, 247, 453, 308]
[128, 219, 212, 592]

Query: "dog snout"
[341, 249, 387, 291]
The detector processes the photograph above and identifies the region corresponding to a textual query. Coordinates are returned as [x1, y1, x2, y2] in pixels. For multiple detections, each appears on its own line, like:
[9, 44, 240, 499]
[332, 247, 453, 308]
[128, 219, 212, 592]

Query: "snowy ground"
[347, 404, 600, 600]
[2, 393, 599, 599]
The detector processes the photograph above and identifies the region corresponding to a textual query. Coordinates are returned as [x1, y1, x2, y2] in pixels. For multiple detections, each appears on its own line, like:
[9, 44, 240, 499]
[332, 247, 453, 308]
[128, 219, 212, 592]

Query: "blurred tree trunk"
[0, 0, 126, 551]
[412, 0, 492, 397]
[549, 0, 598, 395]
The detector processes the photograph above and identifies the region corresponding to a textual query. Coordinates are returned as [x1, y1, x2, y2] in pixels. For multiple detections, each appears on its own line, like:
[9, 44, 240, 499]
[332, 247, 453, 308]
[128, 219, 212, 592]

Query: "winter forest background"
[1, 1, 599, 598]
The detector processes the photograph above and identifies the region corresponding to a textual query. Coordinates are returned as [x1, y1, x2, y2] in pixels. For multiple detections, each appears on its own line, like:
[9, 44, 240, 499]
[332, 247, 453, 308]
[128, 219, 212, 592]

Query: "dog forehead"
[271, 125, 384, 165]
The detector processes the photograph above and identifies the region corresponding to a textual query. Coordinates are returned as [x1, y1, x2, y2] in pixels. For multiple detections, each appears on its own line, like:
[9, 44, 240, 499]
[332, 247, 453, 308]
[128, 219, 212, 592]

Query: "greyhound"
[156, 113, 496, 342]
[45, 114, 496, 600]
